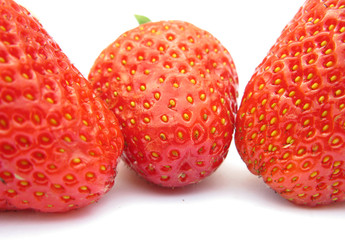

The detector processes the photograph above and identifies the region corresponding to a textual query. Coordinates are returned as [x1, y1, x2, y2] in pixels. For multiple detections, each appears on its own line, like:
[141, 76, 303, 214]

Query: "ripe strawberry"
[0, 0, 124, 212]
[89, 18, 238, 187]
[235, 0, 345, 206]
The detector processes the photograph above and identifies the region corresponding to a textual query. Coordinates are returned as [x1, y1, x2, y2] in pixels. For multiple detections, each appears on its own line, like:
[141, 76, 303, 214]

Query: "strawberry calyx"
[134, 15, 151, 25]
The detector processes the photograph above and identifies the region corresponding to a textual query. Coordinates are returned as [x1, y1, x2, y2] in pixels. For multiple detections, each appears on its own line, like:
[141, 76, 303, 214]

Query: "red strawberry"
[0, 0, 124, 212]
[89, 18, 238, 187]
[235, 0, 345, 206]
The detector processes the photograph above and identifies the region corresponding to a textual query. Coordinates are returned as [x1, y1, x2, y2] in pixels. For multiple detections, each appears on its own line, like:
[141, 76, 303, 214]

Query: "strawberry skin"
[235, 0, 345, 206]
[89, 20, 238, 187]
[0, 0, 124, 212]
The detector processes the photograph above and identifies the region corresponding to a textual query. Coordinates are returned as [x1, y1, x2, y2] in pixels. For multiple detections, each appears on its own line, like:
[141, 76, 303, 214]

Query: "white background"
[1, 0, 344, 239]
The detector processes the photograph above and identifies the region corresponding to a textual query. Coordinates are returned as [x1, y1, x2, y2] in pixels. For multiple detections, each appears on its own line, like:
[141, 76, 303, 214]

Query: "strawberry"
[89, 17, 238, 187]
[235, 0, 345, 206]
[0, 0, 124, 212]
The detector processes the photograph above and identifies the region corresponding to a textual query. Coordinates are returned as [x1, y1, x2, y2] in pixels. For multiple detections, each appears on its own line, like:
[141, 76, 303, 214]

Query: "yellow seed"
[283, 153, 290, 159]
[183, 113, 190, 120]
[274, 67, 281, 73]
[211, 127, 216, 134]
[321, 41, 327, 47]
[187, 96, 193, 103]
[332, 137, 340, 145]
[64, 136, 72, 142]
[326, 61, 333, 68]
[335, 89, 342, 96]
[330, 75, 337, 82]
[308, 59, 315, 64]
[49, 118, 58, 125]
[274, 79, 281, 85]
[80, 135, 87, 141]
[284, 123, 292, 131]
[72, 158, 81, 164]
[144, 117, 150, 123]
[288, 91, 295, 97]
[177, 131, 183, 139]
[144, 135, 151, 141]
[271, 103, 277, 108]
[151, 152, 159, 158]
[278, 88, 285, 94]
[325, 49, 332, 55]
[333, 182, 340, 187]
[130, 119, 136, 125]
[292, 64, 298, 70]
[259, 114, 264, 121]
[303, 103, 310, 110]
[271, 130, 278, 137]
[321, 111, 328, 117]
[154, 92, 161, 100]
[303, 119, 310, 126]
[297, 148, 305, 155]
[311, 83, 319, 90]
[221, 118, 226, 125]
[319, 96, 325, 103]
[323, 124, 329, 131]
[46, 97, 54, 104]
[270, 117, 277, 125]
[334, 161, 341, 167]
[4, 94, 13, 102]
[4, 76, 12, 82]
[169, 99, 176, 107]
[161, 115, 168, 122]
[160, 133, 166, 140]
[295, 76, 301, 82]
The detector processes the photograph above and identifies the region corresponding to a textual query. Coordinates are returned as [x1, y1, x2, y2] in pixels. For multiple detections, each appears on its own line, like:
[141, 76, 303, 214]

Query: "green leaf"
[135, 15, 151, 25]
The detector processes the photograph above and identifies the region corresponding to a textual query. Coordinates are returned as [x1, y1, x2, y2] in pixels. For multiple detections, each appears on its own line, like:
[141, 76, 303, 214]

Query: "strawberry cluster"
[1, 0, 345, 212]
